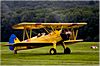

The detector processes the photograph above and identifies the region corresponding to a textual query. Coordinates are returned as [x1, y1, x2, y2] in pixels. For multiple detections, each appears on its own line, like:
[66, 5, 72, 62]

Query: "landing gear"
[64, 47, 71, 54]
[14, 50, 17, 54]
[50, 48, 57, 55]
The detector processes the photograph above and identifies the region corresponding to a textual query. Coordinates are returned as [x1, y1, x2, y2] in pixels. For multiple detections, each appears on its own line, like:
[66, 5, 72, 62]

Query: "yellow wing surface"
[12, 22, 87, 29]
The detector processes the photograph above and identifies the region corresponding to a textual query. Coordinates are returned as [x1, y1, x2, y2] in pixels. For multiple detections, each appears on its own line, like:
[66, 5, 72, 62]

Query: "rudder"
[9, 34, 20, 50]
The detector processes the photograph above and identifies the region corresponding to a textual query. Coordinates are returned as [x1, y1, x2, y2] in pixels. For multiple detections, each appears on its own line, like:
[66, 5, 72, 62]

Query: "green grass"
[1, 42, 99, 65]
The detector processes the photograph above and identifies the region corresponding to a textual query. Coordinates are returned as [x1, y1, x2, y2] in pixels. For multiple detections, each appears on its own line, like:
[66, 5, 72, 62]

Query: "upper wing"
[12, 23, 45, 29]
[12, 22, 87, 29]
[41, 23, 87, 29]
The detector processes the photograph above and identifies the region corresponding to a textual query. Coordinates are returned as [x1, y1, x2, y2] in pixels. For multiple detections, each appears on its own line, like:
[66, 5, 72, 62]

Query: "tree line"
[1, 1, 99, 42]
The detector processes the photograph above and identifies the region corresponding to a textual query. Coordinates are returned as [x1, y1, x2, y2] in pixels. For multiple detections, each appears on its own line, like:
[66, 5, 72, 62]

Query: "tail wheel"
[14, 50, 17, 54]
[50, 48, 57, 55]
[64, 47, 71, 54]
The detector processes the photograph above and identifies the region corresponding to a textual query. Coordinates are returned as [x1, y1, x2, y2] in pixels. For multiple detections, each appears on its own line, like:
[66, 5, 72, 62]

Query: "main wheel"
[50, 48, 57, 55]
[64, 47, 71, 54]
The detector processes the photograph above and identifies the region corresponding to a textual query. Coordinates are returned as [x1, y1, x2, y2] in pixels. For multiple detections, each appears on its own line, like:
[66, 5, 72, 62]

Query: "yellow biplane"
[3, 22, 87, 54]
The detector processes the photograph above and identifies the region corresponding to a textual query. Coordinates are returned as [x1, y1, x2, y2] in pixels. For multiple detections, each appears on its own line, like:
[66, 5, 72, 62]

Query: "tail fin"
[9, 34, 20, 50]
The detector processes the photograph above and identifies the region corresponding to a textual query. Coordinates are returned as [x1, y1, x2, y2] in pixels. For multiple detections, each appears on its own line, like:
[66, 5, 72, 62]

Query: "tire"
[64, 47, 71, 54]
[14, 50, 17, 54]
[50, 48, 57, 55]
[27, 46, 32, 49]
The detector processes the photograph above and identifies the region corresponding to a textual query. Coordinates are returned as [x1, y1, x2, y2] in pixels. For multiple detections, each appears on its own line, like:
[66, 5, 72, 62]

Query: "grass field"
[1, 42, 99, 66]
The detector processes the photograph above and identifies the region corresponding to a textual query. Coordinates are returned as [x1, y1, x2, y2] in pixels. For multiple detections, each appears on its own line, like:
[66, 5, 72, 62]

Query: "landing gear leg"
[49, 43, 57, 55]
[14, 47, 17, 54]
[14, 50, 17, 54]
[62, 43, 71, 54]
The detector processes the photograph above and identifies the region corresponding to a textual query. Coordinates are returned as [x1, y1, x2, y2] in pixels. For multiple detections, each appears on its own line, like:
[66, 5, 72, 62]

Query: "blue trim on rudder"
[9, 34, 16, 50]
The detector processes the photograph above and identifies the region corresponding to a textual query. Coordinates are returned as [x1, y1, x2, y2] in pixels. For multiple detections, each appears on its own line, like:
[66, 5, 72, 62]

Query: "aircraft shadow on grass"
[13, 51, 95, 57]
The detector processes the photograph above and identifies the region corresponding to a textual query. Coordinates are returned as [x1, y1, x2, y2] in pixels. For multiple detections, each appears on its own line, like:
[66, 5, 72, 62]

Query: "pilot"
[65, 30, 72, 39]
[41, 33, 46, 36]
[37, 33, 41, 37]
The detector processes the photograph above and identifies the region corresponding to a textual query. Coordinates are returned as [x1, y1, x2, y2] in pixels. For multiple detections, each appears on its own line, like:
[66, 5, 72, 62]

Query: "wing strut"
[69, 28, 79, 40]
[23, 28, 32, 41]
[51, 26, 55, 32]
[30, 29, 32, 38]
[23, 28, 25, 41]
[44, 28, 49, 33]
[25, 29, 29, 39]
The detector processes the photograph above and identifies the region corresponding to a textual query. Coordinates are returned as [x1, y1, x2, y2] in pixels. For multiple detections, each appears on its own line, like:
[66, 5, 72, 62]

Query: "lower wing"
[64, 39, 83, 45]
[13, 42, 53, 47]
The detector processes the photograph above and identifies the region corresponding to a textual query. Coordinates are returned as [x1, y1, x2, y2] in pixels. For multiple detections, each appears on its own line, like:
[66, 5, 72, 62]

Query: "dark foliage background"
[1, 1, 99, 42]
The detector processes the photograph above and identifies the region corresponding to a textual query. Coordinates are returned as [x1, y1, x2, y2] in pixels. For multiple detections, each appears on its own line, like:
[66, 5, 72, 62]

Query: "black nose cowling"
[60, 33, 70, 40]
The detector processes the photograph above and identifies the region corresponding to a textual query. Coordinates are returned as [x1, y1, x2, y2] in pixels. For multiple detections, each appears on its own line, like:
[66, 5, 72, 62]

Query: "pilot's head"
[41, 33, 46, 36]
[38, 33, 41, 36]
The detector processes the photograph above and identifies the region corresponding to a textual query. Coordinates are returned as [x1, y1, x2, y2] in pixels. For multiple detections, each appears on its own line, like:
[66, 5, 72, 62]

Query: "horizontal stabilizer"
[0, 44, 13, 46]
